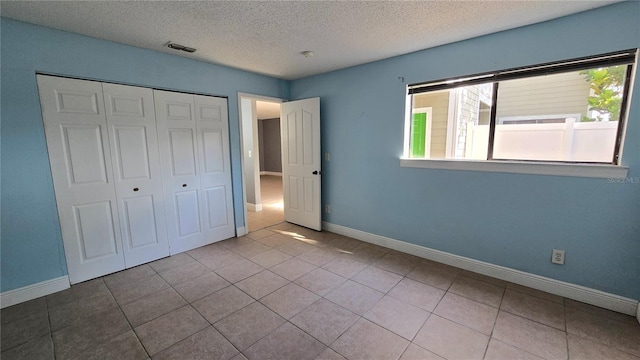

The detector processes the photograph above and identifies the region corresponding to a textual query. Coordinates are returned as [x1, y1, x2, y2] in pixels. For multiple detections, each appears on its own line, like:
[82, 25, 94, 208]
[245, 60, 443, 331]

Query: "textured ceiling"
[0, 1, 620, 80]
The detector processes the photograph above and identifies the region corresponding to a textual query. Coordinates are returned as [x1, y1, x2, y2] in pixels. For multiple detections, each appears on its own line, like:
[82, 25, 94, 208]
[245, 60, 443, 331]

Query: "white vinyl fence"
[465, 118, 618, 162]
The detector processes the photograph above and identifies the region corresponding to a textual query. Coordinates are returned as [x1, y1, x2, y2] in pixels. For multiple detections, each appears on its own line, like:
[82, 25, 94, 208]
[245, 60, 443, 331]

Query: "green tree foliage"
[581, 66, 626, 121]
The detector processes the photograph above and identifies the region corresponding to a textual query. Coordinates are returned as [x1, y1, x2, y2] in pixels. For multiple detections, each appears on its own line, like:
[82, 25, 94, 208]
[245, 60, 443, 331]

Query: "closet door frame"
[39, 74, 237, 282]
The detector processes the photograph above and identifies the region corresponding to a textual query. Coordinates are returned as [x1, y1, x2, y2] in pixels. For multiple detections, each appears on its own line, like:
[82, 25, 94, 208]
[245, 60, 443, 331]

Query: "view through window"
[406, 50, 636, 164]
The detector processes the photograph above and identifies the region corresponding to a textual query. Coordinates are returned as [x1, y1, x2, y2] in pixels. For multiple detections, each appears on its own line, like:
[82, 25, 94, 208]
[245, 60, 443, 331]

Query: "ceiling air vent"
[166, 42, 196, 53]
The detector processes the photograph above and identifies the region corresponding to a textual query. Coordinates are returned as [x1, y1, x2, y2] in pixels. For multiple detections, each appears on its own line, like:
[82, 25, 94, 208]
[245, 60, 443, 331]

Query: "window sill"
[399, 158, 629, 179]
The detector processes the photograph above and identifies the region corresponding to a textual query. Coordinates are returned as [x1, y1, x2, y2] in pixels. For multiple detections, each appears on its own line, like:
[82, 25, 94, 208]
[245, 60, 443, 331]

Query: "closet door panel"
[37, 75, 125, 284]
[74, 201, 119, 259]
[112, 126, 150, 180]
[202, 130, 225, 173]
[155, 90, 204, 254]
[205, 186, 228, 229]
[62, 125, 109, 184]
[168, 129, 198, 176]
[103, 83, 170, 267]
[175, 190, 201, 236]
[165, 102, 193, 120]
[195, 95, 235, 243]
[121, 195, 159, 249]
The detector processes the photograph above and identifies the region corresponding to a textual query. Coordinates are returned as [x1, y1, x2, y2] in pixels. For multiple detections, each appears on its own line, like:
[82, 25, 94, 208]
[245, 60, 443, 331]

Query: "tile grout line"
[149, 264, 214, 357]
[321, 268, 419, 357]
[109, 260, 205, 357]
[162, 254, 267, 358]
[46, 277, 150, 359]
[187, 282, 279, 357]
[499, 306, 568, 333]
[186, 294, 245, 357]
[562, 304, 640, 356]
[102, 277, 152, 359]
[481, 279, 509, 360]
[45, 296, 57, 360]
[393, 254, 585, 359]
[162, 256, 251, 357]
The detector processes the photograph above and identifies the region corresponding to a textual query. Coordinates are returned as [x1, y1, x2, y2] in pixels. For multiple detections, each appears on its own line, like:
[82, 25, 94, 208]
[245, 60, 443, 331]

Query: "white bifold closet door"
[155, 90, 235, 254]
[38, 76, 125, 284]
[38, 75, 170, 284]
[195, 95, 235, 243]
[102, 83, 170, 267]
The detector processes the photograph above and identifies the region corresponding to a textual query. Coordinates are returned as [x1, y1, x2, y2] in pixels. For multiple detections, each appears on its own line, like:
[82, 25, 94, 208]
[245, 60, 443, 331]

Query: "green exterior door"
[411, 112, 427, 157]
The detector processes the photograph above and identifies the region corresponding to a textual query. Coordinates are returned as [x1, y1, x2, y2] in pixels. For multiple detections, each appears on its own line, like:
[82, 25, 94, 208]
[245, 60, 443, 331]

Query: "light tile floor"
[2, 223, 640, 360]
[247, 175, 284, 231]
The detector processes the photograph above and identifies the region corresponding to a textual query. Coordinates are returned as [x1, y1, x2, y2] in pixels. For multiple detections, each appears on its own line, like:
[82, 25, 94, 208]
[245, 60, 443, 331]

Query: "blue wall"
[290, 2, 640, 299]
[0, 18, 289, 292]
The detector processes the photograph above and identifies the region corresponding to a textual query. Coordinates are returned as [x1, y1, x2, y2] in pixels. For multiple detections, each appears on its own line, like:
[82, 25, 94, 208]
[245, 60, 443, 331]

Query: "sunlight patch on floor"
[264, 201, 284, 209]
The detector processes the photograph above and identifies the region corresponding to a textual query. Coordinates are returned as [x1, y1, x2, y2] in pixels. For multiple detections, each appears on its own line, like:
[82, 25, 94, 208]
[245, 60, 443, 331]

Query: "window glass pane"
[410, 83, 493, 159]
[493, 65, 627, 162]
[411, 93, 445, 158]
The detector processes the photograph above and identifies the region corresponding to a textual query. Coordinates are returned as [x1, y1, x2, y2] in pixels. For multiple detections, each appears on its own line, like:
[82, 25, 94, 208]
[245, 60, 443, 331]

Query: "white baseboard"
[236, 226, 247, 237]
[260, 171, 282, 176]
[246, 203, 262, 212]
[1, 276, 70, 309]
[323, 222, 640, 318]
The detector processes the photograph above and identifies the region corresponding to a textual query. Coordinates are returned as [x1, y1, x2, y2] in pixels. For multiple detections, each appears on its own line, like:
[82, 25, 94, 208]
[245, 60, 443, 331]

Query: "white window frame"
[445, 88, 458, 158]
[400, 50, 636, 179]
[399, 157, 628, 179]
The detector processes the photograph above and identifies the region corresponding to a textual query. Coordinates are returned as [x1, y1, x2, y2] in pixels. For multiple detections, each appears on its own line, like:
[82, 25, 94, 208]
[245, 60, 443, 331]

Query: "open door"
[281, 98, 321, 231]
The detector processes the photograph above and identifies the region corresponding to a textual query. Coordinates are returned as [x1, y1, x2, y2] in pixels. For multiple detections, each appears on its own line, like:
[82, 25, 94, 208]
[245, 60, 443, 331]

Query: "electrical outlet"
[325, 204, 330, 213]
[551, 249, 565, 265]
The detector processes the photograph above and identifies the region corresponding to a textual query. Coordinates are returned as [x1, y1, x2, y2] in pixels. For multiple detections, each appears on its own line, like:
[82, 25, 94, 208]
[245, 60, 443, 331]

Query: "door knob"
[133, 187, 139, 192]
[312, 171, 320, 175]
[182, 184, 187, 187]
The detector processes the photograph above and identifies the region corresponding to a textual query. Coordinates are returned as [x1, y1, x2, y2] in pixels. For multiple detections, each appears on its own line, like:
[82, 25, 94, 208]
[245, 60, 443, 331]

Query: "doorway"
[247, 173, 284, 230]
[238, 94, 284, 233]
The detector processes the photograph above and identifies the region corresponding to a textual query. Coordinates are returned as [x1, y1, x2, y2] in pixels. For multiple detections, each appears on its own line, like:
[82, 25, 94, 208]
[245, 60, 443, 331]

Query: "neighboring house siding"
[496, 71, 591, 120]
[413, 91, 449, 158]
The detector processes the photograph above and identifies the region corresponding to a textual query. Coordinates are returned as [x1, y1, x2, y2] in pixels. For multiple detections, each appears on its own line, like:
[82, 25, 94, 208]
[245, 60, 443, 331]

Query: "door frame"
[237, 92, 284, 235]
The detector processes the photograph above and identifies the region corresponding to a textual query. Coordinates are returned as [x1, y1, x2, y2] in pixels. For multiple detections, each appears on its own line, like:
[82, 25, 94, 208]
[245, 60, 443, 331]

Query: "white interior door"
[155, 90, 204, 254]
[37, 75, 125, 284]
[102, 83, 170, 266]
[195, 95, 236, 243]
[280, 97, 321, 231]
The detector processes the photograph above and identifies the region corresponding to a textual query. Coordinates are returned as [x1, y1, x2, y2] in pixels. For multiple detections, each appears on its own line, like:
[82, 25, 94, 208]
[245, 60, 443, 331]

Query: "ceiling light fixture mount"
[166, 42, 196, 53]
[301, 50, 314, 58]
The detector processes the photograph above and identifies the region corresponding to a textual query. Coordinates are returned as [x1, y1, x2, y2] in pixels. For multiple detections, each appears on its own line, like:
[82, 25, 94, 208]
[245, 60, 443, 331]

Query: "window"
[403, 50, 636, 167]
